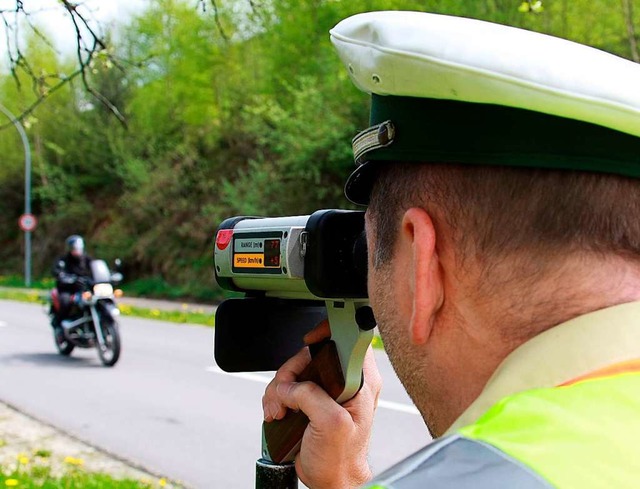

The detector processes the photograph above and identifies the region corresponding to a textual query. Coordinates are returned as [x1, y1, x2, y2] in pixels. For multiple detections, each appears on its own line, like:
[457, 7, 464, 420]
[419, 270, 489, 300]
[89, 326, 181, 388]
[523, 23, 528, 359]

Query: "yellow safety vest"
[366, 360, 640, 488]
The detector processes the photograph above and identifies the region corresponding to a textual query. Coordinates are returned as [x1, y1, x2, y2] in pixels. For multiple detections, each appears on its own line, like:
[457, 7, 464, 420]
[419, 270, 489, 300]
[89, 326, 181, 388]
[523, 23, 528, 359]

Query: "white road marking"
[377, 399, 420, 415]
[206, 365, 271, 384]
[206, 365, 420, 415]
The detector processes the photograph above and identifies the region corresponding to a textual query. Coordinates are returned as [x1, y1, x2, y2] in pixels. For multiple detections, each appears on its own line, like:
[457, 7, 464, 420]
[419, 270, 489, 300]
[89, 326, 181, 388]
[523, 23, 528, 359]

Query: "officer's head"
[65, 235, 85, 258]
[330, 11, 640, 435]
[331, 10, 640, 285]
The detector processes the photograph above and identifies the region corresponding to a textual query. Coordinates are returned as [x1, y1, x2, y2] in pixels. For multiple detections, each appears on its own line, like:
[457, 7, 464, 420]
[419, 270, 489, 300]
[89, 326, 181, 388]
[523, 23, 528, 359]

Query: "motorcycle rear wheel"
[97, 319, 121, 367]
[53, 328, 74, 356]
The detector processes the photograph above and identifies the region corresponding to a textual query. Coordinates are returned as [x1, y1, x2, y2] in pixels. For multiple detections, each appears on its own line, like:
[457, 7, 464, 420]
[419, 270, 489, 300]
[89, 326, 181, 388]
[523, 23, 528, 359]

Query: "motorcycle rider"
[51, 235, 93, 335]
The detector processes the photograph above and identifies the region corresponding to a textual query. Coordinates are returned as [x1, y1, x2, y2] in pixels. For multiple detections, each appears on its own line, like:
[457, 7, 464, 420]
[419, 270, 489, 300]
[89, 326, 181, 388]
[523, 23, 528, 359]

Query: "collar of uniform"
[446, 300, 640, 435]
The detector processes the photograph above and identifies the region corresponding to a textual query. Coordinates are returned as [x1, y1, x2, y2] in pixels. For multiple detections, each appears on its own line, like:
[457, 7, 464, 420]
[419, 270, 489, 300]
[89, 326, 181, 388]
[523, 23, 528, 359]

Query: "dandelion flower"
[5, 479, 18, 487]
[158, 478, 167, 487]
[64, 456, 85, 466]
[17, 454, 29, 465]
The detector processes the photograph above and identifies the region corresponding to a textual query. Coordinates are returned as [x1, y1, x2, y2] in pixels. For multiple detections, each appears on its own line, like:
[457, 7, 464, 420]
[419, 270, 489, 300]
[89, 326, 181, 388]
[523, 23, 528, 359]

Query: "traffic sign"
[18, 213, 37, 232]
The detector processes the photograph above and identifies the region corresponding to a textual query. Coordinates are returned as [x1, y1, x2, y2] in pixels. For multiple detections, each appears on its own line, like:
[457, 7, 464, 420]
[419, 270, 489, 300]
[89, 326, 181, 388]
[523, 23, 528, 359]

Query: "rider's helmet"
[65, 235, 85, 258]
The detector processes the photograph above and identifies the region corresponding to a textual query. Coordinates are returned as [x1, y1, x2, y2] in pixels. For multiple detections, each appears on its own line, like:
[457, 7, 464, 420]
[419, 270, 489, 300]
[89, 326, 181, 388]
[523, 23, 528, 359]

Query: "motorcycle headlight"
[93, 283, 114, 297]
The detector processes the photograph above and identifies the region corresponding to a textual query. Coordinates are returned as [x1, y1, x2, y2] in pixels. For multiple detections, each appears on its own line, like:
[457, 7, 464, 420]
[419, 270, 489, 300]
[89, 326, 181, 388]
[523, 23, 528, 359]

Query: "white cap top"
[330, 11, 640, 138]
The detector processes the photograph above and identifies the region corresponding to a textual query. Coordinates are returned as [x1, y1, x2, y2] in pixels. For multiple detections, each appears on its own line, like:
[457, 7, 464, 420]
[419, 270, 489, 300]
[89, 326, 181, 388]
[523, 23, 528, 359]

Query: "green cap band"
[345, 95, 640, 205]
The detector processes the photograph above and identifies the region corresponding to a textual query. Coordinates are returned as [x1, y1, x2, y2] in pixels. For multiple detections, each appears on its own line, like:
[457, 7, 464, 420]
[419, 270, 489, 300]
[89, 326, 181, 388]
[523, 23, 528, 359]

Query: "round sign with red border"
[18, 213, 37, 232]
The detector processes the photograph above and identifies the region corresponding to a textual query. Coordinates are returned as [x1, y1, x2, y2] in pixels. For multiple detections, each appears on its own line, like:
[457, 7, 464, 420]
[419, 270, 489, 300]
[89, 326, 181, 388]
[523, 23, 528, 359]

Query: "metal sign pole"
[0, 103, 32, 286]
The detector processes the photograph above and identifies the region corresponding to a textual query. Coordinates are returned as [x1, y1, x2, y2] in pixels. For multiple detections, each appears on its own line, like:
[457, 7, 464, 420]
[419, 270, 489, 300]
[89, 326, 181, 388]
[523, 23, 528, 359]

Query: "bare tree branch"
[0, 0, 129, 127]
[62, 0, 126, 125]
[621, 0, 639, 62]
[196, 0, 229, 42]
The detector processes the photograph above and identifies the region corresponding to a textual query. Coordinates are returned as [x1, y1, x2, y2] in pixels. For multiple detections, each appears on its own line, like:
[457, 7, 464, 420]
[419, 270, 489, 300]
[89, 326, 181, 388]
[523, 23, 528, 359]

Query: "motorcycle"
[48, 259, 124, 367]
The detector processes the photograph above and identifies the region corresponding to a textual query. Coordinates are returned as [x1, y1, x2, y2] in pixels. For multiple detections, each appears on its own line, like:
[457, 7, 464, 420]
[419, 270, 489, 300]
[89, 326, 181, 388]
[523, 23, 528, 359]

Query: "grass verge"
[0, 275, 220, 304]
[0, 455, 171, 489]
[0, 290, 44, 303]
[1, 466, 156, 488]
[0, 289, 215, 328]
[117, 304, 215, 327]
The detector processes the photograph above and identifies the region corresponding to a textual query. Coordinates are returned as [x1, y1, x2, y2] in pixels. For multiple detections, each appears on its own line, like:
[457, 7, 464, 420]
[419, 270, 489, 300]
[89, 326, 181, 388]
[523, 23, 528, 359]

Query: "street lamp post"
[0, 103, 33, 287]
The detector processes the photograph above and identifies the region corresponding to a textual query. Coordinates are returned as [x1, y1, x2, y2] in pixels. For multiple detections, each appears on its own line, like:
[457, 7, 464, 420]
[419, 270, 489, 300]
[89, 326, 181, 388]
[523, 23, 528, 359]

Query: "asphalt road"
[0, 300, 430, 488]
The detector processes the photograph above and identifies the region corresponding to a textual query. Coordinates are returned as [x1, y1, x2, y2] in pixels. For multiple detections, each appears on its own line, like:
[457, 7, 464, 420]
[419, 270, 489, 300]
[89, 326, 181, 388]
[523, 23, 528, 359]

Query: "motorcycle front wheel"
[97, 318, 121, 367]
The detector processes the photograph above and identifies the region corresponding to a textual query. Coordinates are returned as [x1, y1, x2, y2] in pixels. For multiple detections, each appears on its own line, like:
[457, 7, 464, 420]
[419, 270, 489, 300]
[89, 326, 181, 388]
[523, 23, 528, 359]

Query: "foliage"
[0, 0, 637, 299]
[0, 275, 54, 289]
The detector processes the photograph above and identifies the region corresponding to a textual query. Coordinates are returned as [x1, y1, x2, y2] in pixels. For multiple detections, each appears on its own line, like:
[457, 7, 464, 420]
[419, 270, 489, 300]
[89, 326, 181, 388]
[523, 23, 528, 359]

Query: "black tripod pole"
[256, 458, 298, 489]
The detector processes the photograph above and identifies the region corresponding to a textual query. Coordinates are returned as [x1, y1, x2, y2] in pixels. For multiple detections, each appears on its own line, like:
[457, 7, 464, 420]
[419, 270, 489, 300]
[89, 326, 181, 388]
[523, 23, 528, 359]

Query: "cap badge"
[352, 120, 395, 165]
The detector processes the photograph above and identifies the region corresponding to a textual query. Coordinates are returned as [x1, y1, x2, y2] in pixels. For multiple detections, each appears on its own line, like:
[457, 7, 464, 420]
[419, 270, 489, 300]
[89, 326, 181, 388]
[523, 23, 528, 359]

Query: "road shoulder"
[0, 401, 183, 487]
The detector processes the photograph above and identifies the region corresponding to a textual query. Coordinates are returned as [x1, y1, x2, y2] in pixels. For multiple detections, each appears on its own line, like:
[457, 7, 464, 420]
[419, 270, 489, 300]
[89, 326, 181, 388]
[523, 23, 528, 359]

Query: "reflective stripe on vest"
[363, 434, 552, 488]
[365, 362, 640, 488]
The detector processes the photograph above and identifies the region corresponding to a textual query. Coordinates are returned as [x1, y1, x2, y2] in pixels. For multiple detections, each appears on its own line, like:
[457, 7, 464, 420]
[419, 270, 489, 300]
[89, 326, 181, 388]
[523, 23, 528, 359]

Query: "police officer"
[51, 235, 93, 332]
[262, 11, 640, 488]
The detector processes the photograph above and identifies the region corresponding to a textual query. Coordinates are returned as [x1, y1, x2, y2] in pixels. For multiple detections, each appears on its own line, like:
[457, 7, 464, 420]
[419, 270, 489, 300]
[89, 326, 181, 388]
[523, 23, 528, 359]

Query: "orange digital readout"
[234, 254, 266, 268]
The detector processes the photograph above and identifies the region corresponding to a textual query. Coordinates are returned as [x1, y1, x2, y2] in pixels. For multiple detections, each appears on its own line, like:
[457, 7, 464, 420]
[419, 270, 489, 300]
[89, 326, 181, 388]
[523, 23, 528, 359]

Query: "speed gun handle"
[262, 340, 345, 464]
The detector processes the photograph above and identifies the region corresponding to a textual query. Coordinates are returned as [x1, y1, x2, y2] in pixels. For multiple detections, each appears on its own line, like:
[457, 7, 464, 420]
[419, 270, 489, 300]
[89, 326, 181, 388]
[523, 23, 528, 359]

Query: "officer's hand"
[262, 321, 382, 489]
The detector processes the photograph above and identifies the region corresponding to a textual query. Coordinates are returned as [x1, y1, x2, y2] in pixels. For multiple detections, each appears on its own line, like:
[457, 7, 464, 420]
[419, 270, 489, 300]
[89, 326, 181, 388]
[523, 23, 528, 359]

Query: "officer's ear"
[399, 207, 443, 345]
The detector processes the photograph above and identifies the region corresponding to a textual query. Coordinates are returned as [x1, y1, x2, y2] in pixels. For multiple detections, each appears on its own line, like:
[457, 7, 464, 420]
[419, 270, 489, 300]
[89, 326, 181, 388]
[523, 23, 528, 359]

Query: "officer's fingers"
[276, 380, 350, 435]
[263, 347, 312, 421]
[265, 319, 330, 421]
[303, 319, 331, 345]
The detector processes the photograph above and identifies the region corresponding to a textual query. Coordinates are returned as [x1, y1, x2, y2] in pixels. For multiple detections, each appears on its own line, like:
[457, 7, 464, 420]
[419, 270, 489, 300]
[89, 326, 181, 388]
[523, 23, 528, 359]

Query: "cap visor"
[344, 161, 379, 206]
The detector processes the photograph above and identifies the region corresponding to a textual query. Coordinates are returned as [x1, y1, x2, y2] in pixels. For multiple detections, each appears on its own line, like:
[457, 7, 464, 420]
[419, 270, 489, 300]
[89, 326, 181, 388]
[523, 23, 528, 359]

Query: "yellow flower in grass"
[158, 478, 167, 487]
[17, 453, 29, 465]
[150, 309, 161, 317]
[5, 479, 18, 487]
[63, 456, 84, 466]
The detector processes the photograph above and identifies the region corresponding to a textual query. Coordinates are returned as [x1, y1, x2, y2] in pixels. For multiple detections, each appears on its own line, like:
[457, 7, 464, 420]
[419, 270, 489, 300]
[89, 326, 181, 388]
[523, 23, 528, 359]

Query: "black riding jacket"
[52, 253, 93, 293]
